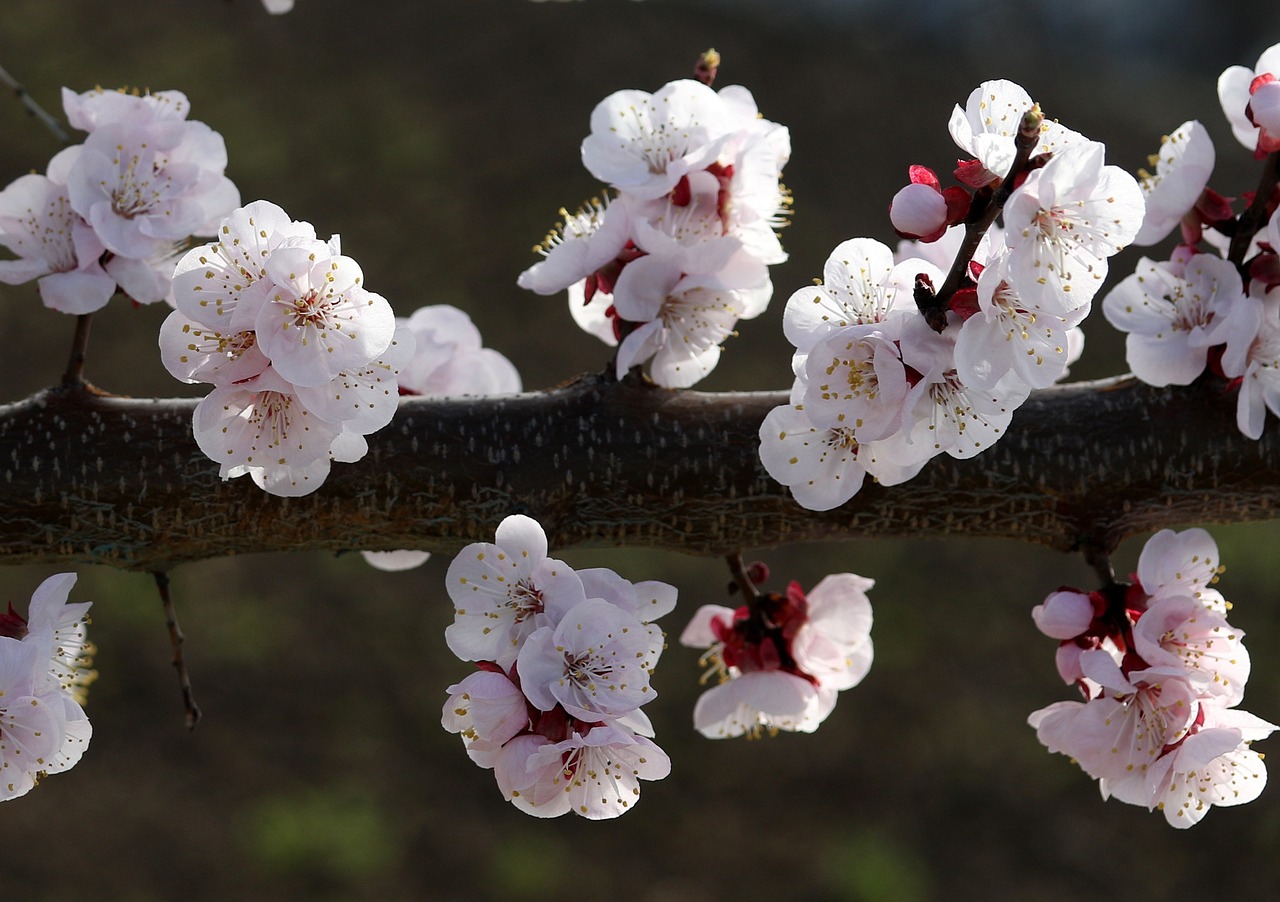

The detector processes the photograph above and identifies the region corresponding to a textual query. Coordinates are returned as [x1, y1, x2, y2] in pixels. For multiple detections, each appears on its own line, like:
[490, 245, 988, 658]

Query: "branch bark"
[0, 373, 1275, 571]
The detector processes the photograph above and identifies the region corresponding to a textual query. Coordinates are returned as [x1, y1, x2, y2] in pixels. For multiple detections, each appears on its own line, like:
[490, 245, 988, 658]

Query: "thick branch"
[0, 374, 1275, 571]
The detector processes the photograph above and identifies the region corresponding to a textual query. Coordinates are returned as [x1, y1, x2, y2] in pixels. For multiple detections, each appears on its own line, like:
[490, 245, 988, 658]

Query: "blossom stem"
[153, 570, 202, 731]
[725, 551, 762, 602]
[920, 105, 1045, 328]
[1083, 544, 1117, 587]
[1226, 150, 1280, 266]
[0, 61, 72, 145]
[60, 313, 94, 388]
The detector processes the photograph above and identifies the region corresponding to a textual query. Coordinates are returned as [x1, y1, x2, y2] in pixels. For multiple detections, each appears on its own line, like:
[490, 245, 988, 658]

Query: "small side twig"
[153, 571, 201, 730]
[0, 61, 72, 145]
[924, 104, 1045, 321]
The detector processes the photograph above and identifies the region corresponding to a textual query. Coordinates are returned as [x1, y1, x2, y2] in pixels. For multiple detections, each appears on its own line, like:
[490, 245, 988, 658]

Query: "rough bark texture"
[0, 373, 1275, 571]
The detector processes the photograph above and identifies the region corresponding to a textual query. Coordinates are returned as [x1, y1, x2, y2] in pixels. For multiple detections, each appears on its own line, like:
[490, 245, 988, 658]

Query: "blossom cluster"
[0, 87, 238, 313]
[518, 74, 790, 387]
[158, 200, 412, 497]
[679, 571, 874, 738]
[1101, 41, 1280, 442]
[0, 574, 94, 802]
[760, 79, 1144, 511]
[441, 514, 675, 818]
[1028, 529, 1275, 827]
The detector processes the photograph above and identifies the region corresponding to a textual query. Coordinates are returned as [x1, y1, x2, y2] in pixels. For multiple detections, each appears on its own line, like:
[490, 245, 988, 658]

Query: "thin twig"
[1227, 150, 1280, 266]
[924, 105, 1045, 321]
[724, 552, 762, 603]
[153, 571, 201, 730]
[61, 313, 94, 388]
[0, 61, 72, 145]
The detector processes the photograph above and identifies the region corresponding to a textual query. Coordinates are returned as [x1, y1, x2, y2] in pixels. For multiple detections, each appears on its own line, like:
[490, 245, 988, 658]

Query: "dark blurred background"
[3, 1, 1280, 899]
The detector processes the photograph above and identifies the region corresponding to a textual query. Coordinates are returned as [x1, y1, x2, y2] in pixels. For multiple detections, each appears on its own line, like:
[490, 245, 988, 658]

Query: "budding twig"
[152, 571, 202, 730]
[1227, 150, 1280, 266]
[922, 104, 1045, 326]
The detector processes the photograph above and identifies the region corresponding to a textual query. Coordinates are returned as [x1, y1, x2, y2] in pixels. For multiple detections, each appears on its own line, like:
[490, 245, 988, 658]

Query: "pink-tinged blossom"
[158, 311, 271, 386]
[254, 246, 396, 388]
[62, 86, 190, 132]
[294, 324, 414, 436]
[581, 80, 731, 200]
[516, 598, 663, 722]
[1003, 141, 1145, 315]
[1233, 285, 1280, 440]
[575, 568, 677, 623]
[21, 573, 96, 706]
[0, 574, 94, 803]
[191, 369, 346, 497]
[611, 254, 766, 387]
[397, 305, 520, 397]
[0, 148, 115, 314]
[692, 670, 837, 738]
[681, 575, 873, 738]
[171, 200, 327, 330]
[782, 238, 924, 352]
[799, 325, 910, 441]
[1102, 253, 1252, 387]
[67, 119, 238, 261]
[757, 402, 868, 512]
[948, 79, 1086, 186]
[1132, 595, 1250, 706]
[1137, 527, 1227, 609]
[1218, 42, 1280, 153]
[896, 316, 1031, 463]
[0, 637, 73, 802]
[516, 724, 671, 820]
[1133, 121, 1216, 246]
[441, 670, 529, 767]
[1139, 707, 1276, 827]
[1031, 651, 1201, 783]
[444, 514, 588, 670]
[517, 197, 631, 297]
[789, 573, 874, 691]
[955, 256, 1080, 391]
[756, 400, 924, 512]
[628, 189, 754, 284]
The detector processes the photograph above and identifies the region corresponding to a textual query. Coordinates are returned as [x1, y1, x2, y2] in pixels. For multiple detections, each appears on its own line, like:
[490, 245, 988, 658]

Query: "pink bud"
[1032, 590, 1094, 640]
[890, 182, 948, 241]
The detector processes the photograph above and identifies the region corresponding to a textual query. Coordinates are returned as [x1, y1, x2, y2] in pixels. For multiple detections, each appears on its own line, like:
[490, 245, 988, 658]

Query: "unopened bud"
[695, 49, 721, 86]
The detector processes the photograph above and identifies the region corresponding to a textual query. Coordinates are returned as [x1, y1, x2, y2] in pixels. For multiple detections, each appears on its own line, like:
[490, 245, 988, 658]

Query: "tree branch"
[0, 373, 1275, 571]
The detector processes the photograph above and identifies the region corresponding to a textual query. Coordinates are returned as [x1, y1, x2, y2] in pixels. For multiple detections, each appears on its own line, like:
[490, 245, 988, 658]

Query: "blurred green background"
[3, 1, 1280, 899]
